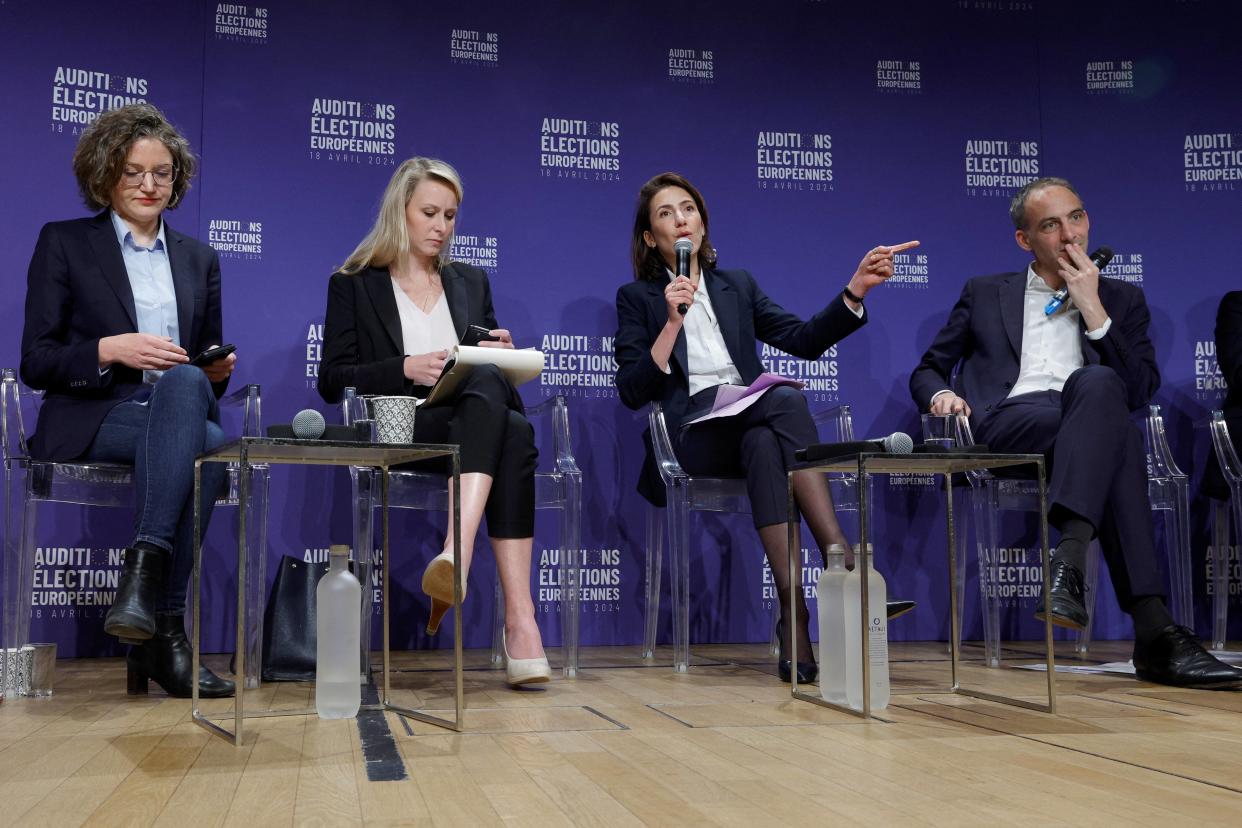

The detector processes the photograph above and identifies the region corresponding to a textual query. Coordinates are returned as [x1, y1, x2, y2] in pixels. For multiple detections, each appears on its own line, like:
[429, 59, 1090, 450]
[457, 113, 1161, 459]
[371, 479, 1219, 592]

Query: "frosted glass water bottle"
[817, 544, 852, 704]
[316, 545, 361, 719]
[818, 544, 889, 710]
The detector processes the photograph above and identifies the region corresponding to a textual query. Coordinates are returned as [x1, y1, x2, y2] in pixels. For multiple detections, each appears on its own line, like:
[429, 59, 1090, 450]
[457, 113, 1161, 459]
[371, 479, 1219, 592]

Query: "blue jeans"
[83, 365, 228, 614]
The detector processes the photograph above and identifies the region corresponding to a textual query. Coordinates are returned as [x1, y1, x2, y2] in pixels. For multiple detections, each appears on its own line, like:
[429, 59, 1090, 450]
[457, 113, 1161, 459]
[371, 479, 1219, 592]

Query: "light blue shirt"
[110, 210, 180, 382]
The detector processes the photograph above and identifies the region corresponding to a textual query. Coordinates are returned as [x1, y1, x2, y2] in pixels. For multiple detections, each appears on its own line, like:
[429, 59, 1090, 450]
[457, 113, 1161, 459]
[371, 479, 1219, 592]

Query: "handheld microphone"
[291, 408, 327, 439]
[1044, 246, 1114, 316]
[674, 238, 693, 315]
[795, 431, 914, 463]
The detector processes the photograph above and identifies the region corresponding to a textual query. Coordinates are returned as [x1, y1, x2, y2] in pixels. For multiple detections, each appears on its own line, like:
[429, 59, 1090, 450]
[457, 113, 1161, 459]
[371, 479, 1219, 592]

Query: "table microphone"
[291, 409, 327, 439]
[795, 432, 914, 462]
[675, 238, 693, 315]
[1044, 246, 1114, 316]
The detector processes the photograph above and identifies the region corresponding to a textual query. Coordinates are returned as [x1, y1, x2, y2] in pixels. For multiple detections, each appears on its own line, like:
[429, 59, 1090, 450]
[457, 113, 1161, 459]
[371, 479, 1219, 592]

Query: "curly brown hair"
[71, 103, 197, 211]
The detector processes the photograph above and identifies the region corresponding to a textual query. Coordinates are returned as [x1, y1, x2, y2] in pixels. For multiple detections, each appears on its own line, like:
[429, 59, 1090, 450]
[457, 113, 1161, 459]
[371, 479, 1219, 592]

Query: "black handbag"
[259, 554, 369, 682]
[259, 555, 325, 681]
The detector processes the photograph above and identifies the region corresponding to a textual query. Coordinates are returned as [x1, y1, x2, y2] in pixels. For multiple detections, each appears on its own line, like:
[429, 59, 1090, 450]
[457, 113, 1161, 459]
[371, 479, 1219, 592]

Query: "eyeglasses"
[120, 166, 176, 187]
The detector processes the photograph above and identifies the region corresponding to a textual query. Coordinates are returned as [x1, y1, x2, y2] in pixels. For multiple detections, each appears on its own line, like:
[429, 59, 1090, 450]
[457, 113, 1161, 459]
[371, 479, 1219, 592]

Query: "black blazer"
[20, 212, 226, 462]
[317, 262, 511, 405]
[1203, 290, 1242, 499]
[909, 270, 1160, 431]
[614, 267, 867, 503]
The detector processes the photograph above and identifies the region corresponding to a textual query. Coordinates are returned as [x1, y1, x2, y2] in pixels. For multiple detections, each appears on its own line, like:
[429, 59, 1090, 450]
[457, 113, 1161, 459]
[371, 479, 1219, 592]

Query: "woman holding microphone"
[614, 172, 917, 682]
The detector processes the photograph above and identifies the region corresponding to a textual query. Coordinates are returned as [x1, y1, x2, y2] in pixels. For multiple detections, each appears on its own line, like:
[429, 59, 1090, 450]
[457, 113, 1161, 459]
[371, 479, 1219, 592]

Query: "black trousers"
[975, 365, 1165, 609]
[675, 384, 819, 529]
[408, 364, 537, 538]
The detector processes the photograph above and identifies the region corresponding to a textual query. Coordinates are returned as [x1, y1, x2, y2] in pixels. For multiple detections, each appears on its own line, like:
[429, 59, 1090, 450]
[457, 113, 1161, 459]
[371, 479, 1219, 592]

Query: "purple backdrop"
[1, 0, 1240, 657]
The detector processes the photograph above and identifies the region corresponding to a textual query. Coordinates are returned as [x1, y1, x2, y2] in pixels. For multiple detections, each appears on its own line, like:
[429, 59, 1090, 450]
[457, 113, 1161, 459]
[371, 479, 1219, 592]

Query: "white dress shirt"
[665, 271, 744, 397]
[1009, 265, 1111, 398]
[110, 210, 178, 383]
[391, 279, 458, 357]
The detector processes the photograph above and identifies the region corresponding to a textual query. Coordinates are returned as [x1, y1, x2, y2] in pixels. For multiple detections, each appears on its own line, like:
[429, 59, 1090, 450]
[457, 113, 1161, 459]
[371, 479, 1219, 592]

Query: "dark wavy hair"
[630, 172, 718, 281]
[71, 102, 197, 211]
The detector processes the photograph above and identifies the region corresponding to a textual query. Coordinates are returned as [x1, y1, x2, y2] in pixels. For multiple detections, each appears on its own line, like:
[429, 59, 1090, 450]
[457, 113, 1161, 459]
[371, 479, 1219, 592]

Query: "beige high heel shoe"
[421, 549, 466, 635]
[503, 630, 551, 686]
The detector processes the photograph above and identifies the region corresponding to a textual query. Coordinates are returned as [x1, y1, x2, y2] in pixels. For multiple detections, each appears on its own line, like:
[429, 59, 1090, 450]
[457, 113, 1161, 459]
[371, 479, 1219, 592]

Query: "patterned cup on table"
[370, 396, 418, 444]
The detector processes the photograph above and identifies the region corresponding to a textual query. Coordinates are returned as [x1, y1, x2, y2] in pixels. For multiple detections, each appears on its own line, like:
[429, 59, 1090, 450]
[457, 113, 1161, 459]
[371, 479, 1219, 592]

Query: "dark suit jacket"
[614, 267, 867, 503]
[20, 212, 226, 462]
[317, 262, 513, 406]
[1203, 290, 1242, 499]
[909, 270, 1160, 432]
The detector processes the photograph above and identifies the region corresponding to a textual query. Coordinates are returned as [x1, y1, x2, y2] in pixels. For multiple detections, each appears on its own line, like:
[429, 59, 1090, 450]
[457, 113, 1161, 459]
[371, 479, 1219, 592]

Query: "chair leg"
[352, 467, 376, 682]
[1073, 542, 1101, 657]
[490, 568, 505, 667]
[642, 505, 663, 660]
[11, 485, 39, 652]
[1165, 483, 1194, 629]
[558, 476, 582, 678]
[1212, 500, 1231, 651]
[974, 484, 1002, 668]
[668, 486, 691, 673]
[241, 465, 269, 690]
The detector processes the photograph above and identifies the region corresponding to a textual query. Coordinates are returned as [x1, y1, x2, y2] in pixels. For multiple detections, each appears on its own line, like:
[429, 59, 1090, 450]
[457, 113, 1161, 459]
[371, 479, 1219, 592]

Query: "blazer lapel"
[363, 268, 404, 352]
[164, 223, 196, 344]
[442, 263, 469, 342]
[999, 272, 1025, 359]
[704, 270, 744, 371]
[87, 213, 138, 330]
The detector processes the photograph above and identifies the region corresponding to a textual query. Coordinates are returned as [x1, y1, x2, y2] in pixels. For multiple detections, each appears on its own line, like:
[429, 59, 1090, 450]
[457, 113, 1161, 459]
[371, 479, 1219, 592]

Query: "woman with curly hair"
[21, 102, 236, 698]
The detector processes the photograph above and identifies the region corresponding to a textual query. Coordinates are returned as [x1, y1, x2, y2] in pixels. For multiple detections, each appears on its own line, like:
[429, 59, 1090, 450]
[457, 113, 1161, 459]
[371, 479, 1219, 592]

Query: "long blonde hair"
[338, 157, 464, 274]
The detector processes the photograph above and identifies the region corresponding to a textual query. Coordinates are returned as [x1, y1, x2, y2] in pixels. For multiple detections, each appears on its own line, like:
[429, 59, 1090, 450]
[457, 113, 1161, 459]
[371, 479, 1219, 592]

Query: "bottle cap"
[329, 544, 350, 558]
[825, 544, 847, 556]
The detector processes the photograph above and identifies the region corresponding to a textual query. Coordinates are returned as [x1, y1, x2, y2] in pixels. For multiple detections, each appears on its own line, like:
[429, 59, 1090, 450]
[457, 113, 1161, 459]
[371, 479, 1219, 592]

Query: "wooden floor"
[3, 641, 1242, 826]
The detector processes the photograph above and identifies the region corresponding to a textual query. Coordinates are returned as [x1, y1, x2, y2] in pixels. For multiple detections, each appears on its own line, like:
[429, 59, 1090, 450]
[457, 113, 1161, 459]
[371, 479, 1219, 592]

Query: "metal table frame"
[190, 437, 463, 745]
[787, 451, 1056, 718]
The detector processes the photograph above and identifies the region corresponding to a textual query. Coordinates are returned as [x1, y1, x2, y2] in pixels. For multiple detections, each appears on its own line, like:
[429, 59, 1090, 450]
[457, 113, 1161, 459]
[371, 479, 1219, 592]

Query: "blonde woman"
[318, 157, 550, 686]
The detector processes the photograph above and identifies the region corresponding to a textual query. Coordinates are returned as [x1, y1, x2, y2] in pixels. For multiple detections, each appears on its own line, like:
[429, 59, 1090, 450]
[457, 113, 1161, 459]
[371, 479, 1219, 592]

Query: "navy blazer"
[20, 212, 226, 462]
[614, 267, 867, 503]
[909, 270, 1160, 431]
[317, 262, 515, 407]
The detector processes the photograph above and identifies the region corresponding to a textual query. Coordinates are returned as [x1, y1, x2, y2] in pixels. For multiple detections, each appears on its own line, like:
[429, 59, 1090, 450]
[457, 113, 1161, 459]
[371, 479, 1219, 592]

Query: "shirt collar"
[1025, 264, 1056, 295]
[110, 209, 166, 252]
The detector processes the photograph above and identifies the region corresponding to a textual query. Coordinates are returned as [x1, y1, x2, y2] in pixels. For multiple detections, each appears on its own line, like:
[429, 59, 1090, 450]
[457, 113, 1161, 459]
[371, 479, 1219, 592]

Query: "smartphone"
[191, 343, 236, 366]
[462, 324, 499, 346]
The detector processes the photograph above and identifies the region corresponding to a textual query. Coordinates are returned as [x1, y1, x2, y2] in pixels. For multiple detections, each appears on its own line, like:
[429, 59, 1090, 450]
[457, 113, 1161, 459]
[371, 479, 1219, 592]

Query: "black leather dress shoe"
[126, 614, 235, 698]
[1033, 559, 1088, 630]
[1133, 625, 1242, 690]
[887, 600, 916, 620]
[104, 544, 166, 643]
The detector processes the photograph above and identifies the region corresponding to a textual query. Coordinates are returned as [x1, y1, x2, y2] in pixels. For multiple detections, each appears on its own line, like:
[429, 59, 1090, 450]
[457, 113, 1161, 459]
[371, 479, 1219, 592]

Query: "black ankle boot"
[776, 619, 818, 684]
[126, 614, 235, 698]
[104, 544, 166, 643]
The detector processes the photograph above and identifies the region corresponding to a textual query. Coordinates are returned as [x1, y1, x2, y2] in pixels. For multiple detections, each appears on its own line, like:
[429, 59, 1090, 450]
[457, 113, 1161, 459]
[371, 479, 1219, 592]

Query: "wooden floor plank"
[1, 643, 1240, 826]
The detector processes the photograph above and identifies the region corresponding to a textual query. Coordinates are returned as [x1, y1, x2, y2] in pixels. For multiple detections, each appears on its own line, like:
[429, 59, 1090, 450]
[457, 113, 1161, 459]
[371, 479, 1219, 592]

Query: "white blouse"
[391, 279, 458, 356]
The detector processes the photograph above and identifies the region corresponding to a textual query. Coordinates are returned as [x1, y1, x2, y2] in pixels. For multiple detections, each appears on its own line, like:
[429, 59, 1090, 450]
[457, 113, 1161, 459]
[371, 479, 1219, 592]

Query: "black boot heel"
[127, 660, 149, 695]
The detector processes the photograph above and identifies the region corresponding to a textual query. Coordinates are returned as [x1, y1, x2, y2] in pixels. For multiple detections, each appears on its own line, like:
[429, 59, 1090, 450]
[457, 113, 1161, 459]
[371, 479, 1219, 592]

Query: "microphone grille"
[674, 237, 693, 252]
[291, 408, 327, 439]
[885, 431, 914, 454]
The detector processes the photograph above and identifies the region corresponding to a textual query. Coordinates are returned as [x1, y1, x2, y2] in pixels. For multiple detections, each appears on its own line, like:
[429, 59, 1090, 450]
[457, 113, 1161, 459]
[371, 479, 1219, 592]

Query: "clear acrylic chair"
[343, 389, 583, 677]
[1208, 410, 1241, 651]
[642, 401, 858, 673]
[0, 368, 270, 689]
[954, 403, 1192, 666]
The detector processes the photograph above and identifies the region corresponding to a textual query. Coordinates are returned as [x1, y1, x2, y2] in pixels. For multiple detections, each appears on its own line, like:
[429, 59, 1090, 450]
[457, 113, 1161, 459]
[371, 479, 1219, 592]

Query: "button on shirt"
[665, 271, 744, 397]
[110, 210, 180, 383]
[1008, 265, 1111, 398]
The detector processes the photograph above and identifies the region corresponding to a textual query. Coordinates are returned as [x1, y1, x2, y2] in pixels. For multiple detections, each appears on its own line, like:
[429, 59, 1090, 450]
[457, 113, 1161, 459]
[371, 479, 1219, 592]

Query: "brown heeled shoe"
[421, 549, 467, 634]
